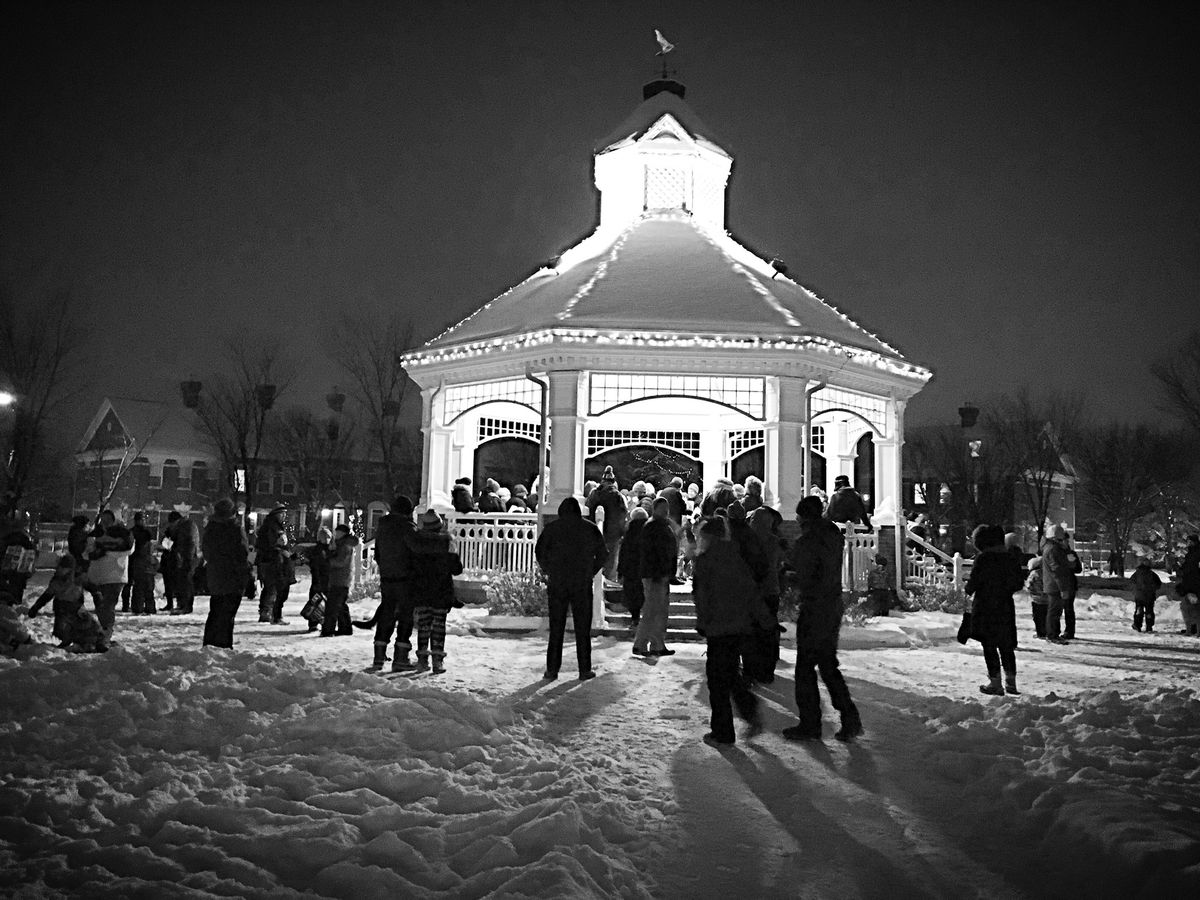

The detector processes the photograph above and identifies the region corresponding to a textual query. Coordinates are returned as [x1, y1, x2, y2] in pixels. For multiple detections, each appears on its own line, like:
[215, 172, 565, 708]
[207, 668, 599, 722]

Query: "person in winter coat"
[28, 555, 86, 645]
[1023, 555, 1048, 638]
[657, 476, 688, 527]
[965, 525, 1026, 695]
[408, 510, 464, 673]
[1041, 524, 1080, 644]
[167, 513, 200, 615]
[0, 512, 36, 603]
[507, 484, 532, 512]
[158, 511, 181, 612]
[633, 498, 679, 658]
[255, 506, 292, 624]
[86, 509, 133, 640]
[1129, 558, 1162, 632]
[866, 555, 892, 617]
[748, 506, 785, 681]
[200, 499, 251, 648]
[740, 476, 765, 513]
[824, 475, 872, 531]
[617, 507, 648, 629]
[451, 477, 477, 514]
[692, 517, 762, 746]
[700, 478, 738, 517]
[127, 512, 157, 616]
[305, 527, 332, 633]
[373, 495, 418, 671]
[535, 496, 607, 680]
[587, 466, 628, 581]
[323, 524, 359, 637]
[783, 497, 862, 742]
[476, 478, 504, 513]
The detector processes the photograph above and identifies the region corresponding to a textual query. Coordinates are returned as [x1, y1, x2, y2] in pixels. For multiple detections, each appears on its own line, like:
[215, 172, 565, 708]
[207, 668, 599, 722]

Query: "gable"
[83, 408, 131, 453]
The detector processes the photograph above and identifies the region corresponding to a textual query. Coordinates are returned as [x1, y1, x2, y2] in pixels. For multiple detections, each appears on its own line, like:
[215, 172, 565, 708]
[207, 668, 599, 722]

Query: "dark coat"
[700, 486, 737, 517]
[254, 516, 287, 583]
[307, 543, 331, 593]
[617, 518, 646, 581]
[693, 539, 757, 637]
[787, 518, 845, 651]
[639, 517, 678, 580]
[728, 519, 769, 583]
[535, 497, 607, 589]
[201, 516, 251, 596]
[128, 524, 156, 578]
[658, 486, 687, 525]
[328, 533, 361, 589]
[586, 482, 627, 540]
[1130, 564, 1162, 602]
[1179, 545, 1200, 595]
[374, 513, 416, 582]
[965, 549, 1024, 648]
[170, 517, 200, 571]
[476, 490, 504, 513]
[825, 487, 872, 530]
[408, 530, 464, 610]
[451, 485, 477, 513]
[1041, 537, 1080, 595]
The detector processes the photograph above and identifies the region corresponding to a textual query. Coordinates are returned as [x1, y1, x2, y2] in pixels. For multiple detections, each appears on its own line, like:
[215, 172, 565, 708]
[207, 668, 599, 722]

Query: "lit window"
[478, 417, 541, 442]
[810, 425, 826, 455]
[727, 430, 765, 458]
[589, 373, 764, 419]
[443, 378, 541, 425]
[587, 429, 701, 458]
[811, 387, 887, 436]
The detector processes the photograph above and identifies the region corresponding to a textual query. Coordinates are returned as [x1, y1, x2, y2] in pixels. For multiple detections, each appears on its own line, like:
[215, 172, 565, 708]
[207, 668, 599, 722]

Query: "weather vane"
[653, 28, 675, 80]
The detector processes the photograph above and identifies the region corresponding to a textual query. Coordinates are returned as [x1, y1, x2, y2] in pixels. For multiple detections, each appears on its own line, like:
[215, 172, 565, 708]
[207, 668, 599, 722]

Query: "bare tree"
[269, 406, 359, 535]
[186, 337, 294, 525]
[0, 287, 89, 518]
[329, 309, 420, 497]
[987, 388, 1085, 541]
[1072, 423, 1165, 574]
[1151, 329, 1200, 439]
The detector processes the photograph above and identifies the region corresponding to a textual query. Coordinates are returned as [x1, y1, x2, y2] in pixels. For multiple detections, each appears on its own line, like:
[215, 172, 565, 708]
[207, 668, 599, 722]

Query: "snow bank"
[0, 647, 653, 898]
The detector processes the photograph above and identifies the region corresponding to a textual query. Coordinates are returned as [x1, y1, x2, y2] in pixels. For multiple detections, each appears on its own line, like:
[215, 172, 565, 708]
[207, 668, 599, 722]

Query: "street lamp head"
[0, 390, 17, 407]
[958, 403, 980, 428]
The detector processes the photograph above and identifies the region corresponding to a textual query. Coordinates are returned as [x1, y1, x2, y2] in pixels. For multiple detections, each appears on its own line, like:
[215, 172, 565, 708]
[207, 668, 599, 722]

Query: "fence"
[445, 513, 539, 576]
[841, 527, 878, 593]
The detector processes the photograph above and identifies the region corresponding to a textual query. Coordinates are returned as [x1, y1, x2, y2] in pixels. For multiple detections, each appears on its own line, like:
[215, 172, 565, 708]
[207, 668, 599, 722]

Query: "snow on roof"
[77, 397, 206, 457]
[595, 89, 731, 157]
[416, 213, 904, 361]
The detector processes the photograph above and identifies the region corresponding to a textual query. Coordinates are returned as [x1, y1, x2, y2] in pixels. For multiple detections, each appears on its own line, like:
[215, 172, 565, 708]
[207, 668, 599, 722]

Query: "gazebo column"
[543, 370, 585, 516]
[420, 387, 454, 511]
[774, 376, 807, 516]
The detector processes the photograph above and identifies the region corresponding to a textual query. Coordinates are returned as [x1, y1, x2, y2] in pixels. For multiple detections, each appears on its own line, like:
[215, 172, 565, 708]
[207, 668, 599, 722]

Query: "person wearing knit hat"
[476, 478, 504, 513]
[302, 526, 333, 633]
[407, 508, 463, 674]
[366, 495, 419, 671]
[419, 509, 443, 531]
[322, 523, 359, 637]
[587, 466, 628, 582]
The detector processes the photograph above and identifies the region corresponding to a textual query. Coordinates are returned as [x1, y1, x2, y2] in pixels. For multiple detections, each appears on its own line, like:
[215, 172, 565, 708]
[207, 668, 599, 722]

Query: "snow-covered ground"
[2, 575, 1198, 898]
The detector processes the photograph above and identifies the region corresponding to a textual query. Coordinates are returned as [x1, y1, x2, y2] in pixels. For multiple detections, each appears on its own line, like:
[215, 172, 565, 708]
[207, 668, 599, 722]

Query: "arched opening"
[585, 445, 702, 492]
[729, 446, 764, 487]
[474, 438, 540, 493]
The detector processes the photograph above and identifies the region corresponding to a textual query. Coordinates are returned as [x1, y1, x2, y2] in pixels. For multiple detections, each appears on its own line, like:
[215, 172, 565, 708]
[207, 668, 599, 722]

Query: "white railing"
[904, 528, 970, 590]
[841, 527, 878, 593]
[355, 538, 378, 587]
[445, 513, 539, 575]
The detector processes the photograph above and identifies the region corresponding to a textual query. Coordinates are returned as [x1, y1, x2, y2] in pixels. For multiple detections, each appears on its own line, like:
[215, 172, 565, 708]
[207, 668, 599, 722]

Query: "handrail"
[905, 527, 956, 565]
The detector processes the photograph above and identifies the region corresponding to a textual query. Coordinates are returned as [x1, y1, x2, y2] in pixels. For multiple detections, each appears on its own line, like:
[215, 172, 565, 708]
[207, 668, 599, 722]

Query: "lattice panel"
[443, 378, 541, 425]
[727, 429, 765, 458]
[811, 387, 887, 436]
[478, 417, 541, 443]
[645, 165, 688, 210]
[589, 373, 764, 419]
[587, 429, 701, 458]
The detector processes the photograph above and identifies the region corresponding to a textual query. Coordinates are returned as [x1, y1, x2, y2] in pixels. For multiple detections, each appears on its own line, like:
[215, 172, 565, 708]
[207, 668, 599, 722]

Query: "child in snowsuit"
[408, 510, 463, 674]
[28, 555, 85, 645]
[1129, 558, 1162, 632]
[306, 528, 332, 633]
[1023, 556, 1047, 638]
[323, 525, 358, 637]
[866, 554, 892, 617]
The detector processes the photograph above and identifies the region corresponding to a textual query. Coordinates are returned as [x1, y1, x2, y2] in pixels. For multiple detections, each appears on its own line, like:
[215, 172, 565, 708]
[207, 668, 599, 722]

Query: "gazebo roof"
[415, 213, 900, 359]
[595, 88, 731, 158]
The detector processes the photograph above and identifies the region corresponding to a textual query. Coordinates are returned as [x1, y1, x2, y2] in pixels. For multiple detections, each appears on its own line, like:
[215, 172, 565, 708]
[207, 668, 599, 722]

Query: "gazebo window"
[587, 429, 700, 458]
[727, 429, 765, 458]
[478, 417, 541, 443]
[811, 387, 887, 436]
[444, 378, 541, 425]
[589, 373, 764, 419]
[810, 425, 826, 456]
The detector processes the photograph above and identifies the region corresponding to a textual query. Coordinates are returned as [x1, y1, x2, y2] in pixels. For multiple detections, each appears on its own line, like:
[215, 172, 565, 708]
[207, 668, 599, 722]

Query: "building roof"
[595, 89, 731, 158]
[77, 397, 209, 459]
[417, 213, 900, 359]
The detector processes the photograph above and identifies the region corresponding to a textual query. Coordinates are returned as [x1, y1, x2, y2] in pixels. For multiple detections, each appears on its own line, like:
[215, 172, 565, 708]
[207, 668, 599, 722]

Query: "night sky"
[4, 0, 1199, 442]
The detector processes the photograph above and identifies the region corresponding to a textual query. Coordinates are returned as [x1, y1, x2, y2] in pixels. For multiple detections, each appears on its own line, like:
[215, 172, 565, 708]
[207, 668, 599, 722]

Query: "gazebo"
[401, 78, 931, 580]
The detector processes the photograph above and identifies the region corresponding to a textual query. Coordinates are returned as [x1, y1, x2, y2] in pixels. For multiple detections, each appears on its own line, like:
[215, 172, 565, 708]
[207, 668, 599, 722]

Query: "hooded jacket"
[787, 517, 845, 648]
[825, 487, 872, 530]
[451, 484, 477, 514]
[535, 497, 608, 589]
[374, 512, 416, 582]
[964, 548, 1024, 648]
[693, 538, 757, 638]
[639, 515, 679, 580]
[586, 482, 627, 540]
[328, 533, 362, 589]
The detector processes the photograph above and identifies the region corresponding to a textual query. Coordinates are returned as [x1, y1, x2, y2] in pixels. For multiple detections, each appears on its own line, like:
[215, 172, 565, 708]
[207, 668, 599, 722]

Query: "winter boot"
[1004, 672, 1020, 695]
[391, 652, 416, 673]
[414, 653, 430, 673]
[979, 676, 1004, 696]
[834, 716, 864, 743]
[366, 641, 387, 671]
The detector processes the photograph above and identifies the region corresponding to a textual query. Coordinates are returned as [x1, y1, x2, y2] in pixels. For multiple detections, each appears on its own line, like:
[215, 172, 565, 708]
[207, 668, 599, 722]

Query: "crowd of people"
[3, 470, 1198, 748]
